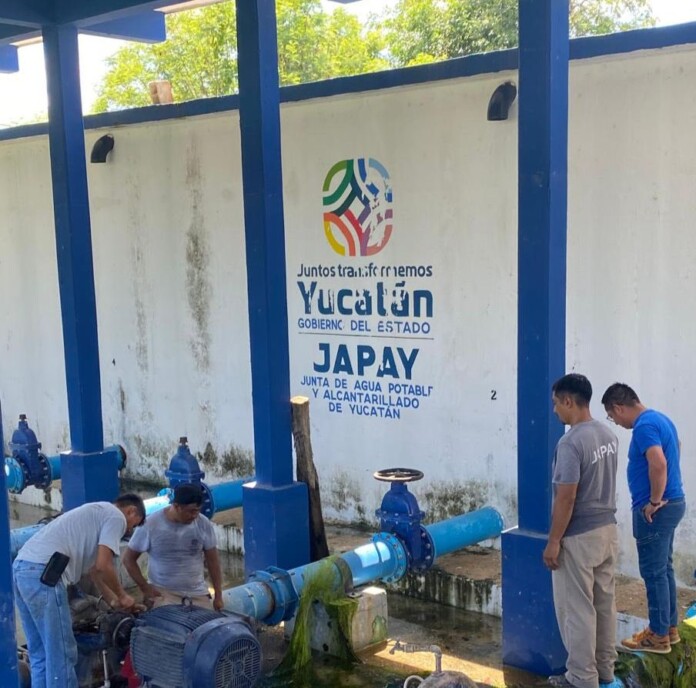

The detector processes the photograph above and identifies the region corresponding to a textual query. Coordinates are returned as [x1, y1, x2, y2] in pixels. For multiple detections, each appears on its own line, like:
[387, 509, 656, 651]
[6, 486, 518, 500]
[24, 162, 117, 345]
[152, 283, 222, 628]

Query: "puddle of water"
[258, 655, 409, 688]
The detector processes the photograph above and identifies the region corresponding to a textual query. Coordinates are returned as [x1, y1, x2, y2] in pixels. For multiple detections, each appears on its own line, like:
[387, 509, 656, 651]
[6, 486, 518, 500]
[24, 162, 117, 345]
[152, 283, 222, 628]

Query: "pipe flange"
[372, 532, 408, 583]
[410, 526, 435, 572]
[200, 482, 215, 519]
[35, 452, 52, 490]
[115, 445, 127, 471]
[14, 452, 52, 490]
[248, 567, 298, 625]
[332, 555, 354, 593]
[5, 457, 26, 494]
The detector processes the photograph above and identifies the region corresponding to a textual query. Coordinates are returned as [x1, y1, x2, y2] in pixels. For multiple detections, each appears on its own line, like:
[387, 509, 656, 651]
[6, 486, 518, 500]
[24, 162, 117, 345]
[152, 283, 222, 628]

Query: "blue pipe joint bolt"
[247, 567, 298, 625]
[10, 414, 51, 490]
[165, 437, 205, 488]
[371, 532, 408, 582]
[374, 468, 434, 572]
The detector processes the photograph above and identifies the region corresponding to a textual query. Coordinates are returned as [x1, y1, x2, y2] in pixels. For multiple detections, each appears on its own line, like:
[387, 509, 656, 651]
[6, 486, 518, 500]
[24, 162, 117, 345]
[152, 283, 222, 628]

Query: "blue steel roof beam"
[0, 23, 39, 44]
[53, 0, 181, 26]
[80, 12, 166, 43]
[0, 0, 51, 28]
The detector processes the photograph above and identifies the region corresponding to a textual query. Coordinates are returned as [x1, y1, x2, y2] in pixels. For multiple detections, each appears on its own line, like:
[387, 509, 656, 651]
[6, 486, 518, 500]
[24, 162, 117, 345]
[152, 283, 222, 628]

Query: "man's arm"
[543, 483, 578, 570]
[88, 566, 121, 607]
[91, 545, 136, 609]
[204, 548, 224, 611]
[642, 445, 668, 522]
[122, 548, 162, 602]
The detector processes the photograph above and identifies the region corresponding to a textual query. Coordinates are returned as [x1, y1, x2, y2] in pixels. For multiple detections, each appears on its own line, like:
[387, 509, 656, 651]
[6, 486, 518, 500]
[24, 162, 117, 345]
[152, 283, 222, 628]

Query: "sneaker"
[621, 627, 671, 654]
[669, 626, 681, 645]
[548, 675, 576, 687]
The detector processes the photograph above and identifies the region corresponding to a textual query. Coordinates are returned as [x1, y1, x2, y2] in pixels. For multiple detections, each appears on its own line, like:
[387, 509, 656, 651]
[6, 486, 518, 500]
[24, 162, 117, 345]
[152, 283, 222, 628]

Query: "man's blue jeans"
[632, 499, 686, 637]
[13, 560, 78, 688]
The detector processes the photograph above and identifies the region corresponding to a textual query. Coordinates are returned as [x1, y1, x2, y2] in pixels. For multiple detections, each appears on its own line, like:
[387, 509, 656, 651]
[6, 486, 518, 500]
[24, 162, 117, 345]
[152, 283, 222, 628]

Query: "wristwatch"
[649, 500, 661, 507]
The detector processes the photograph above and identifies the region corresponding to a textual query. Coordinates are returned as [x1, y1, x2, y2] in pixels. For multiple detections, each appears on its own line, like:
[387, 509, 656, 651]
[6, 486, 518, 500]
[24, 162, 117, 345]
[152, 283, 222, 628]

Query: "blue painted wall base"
[60, 449, 120, 511]
[502, 528, 567, 676]
[242, 482, 309, 577]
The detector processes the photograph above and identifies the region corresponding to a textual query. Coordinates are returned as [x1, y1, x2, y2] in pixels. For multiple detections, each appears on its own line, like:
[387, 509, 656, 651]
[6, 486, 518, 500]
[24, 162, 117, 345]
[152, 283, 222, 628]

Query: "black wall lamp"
[487, 81, 517, 121]
[90, 134, 115, 163]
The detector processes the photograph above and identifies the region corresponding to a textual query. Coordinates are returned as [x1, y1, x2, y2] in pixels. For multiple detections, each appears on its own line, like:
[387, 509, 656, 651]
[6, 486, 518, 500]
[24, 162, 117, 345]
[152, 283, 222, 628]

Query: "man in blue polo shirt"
[602, 383, 685, 654]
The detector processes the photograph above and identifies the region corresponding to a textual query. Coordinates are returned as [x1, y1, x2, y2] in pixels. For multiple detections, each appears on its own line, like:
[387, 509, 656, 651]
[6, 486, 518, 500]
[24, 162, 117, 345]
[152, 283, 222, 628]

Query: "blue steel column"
[235, 0, 309, 575]
[42, 25, 119, 509]
[0, 401, 19, 687]
[501, 0, 569, 675]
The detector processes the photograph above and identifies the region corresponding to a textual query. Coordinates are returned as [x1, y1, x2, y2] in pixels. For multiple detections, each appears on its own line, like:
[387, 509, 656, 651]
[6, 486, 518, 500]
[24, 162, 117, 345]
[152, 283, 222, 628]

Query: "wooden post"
[291, 396, 329, 561]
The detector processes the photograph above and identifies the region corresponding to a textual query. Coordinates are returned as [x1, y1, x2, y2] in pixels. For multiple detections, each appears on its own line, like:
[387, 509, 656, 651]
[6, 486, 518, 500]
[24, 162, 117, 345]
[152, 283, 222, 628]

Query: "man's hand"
[543, 540, 562, 570]
[213, 592, 224, 612]
[643, 499, 668, 523]
[141, 583, 162, 608]
[117, 592, 137, 610]
[143, 583, 162, 600]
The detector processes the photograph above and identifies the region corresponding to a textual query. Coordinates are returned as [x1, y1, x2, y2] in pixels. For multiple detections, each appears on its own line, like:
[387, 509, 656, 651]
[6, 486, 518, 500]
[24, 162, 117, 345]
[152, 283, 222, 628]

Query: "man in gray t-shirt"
[544, 374, 619, 688]
[123, 484, 224, 611]
[13, 494, 146, 688]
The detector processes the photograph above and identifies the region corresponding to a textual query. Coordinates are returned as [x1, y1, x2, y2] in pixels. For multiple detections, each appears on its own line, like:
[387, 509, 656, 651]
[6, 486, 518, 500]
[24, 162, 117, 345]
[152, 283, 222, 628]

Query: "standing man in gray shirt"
[543, 374, 620, 688]
[123, 484, 224, 611]
[13, 493, 146, 688]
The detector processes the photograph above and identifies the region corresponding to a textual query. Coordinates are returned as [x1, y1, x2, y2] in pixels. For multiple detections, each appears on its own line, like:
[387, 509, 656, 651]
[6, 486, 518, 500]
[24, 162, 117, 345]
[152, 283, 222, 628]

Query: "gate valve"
[165, 437, 205, 487]
[9, 414, 51, 490]
[374, 468, 434, 572]
[163, 437, 213, 517]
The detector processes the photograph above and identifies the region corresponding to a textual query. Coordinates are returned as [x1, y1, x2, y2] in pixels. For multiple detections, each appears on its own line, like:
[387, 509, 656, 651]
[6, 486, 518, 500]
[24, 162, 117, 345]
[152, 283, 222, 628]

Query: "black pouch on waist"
[40, 552, 70, 587]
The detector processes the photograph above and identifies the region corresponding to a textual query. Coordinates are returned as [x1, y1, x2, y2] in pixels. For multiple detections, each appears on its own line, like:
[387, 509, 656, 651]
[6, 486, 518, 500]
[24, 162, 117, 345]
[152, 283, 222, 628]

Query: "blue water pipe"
[220, 506, 504, 624]
[160, 436, 252, 519]
[10, 477, 251, 558]
[151, 479, 247, 517]
[3, 414, 126, 494]
[5, 447, 126, 493]
[9, 464, 504, 635]
[9, 435, 251, 556]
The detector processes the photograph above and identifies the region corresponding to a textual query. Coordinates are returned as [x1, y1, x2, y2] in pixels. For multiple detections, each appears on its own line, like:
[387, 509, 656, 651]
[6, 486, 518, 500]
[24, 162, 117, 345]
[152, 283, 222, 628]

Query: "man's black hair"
[552, 373, 592, 407]
[114, 493, 146, 522]
[173, 483, 204, 507]
[601, 382, 640, 408]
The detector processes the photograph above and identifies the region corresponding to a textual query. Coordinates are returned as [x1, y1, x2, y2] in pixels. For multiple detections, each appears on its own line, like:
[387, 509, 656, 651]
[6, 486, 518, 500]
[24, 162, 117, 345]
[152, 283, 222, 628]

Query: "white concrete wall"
[1, 44, 695, 584]
[567, 48, 696, 583]
[0, 114, 255, 485]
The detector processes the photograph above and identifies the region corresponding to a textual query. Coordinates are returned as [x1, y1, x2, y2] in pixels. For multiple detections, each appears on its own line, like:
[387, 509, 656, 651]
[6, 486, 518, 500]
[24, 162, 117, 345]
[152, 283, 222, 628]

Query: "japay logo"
[322, 158, 393, 257]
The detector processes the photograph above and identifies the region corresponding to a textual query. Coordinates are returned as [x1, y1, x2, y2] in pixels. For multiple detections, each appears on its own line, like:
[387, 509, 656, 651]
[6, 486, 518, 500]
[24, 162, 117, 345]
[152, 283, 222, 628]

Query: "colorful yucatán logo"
[322, 158, 393, 257]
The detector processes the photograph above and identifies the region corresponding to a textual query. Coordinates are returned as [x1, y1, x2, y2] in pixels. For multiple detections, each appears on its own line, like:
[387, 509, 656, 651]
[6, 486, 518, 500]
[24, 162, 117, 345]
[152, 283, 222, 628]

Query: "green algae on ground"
[273, 556, 359, 685]
[615, 622, 696, 687]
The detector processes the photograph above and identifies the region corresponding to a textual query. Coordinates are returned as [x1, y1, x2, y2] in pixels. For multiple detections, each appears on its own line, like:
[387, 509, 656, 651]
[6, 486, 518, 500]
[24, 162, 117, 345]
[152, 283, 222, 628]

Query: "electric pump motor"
[130, 604, 262, 688]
